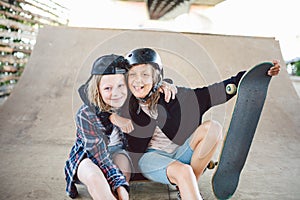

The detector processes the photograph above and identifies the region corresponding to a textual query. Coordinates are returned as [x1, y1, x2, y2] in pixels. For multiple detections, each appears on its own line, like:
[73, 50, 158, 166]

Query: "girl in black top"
[115, 48, 280, 199]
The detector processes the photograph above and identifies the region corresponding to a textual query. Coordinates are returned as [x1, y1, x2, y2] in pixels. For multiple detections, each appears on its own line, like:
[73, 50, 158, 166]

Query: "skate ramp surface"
[0, 26, 299, 200]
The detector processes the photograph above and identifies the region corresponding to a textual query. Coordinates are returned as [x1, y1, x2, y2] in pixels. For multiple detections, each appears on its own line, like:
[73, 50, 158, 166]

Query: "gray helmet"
[91, 54, 129, 75]
[125, 48, 163, 75]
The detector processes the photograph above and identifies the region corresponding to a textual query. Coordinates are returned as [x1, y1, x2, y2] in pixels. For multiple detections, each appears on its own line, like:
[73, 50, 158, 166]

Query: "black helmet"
[125, 48, 163, 75]
[91, 54, 129, 75]
[125, 48, 164, 102]
[78, 54, 129, 108]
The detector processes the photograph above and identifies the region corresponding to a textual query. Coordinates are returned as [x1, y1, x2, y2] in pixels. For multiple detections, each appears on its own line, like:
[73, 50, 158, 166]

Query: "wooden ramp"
[0, 26, 299, 200]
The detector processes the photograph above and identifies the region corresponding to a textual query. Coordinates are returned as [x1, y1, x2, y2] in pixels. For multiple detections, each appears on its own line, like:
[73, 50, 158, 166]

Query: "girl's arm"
[110, 113, 134, 133]
[195, 60, 280, 113]
[194, 70, 246, 113]
[108, 79, 178, 133]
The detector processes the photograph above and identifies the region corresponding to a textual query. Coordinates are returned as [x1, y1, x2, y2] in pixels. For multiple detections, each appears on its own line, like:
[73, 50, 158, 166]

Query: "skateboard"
[212, 62, 273, 199]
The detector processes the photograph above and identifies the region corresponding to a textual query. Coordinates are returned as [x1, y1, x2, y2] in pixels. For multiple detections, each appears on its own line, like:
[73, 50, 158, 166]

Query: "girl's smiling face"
[127, 64, 153, 99]
[99, 74, 127, 108]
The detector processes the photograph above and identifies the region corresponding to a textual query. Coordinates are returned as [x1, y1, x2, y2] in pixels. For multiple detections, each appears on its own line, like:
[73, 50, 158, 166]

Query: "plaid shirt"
[64, 105, 128, 198]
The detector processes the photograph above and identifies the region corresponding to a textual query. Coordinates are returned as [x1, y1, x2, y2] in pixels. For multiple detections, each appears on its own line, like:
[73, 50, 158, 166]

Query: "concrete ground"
[0, 26, 299, 200]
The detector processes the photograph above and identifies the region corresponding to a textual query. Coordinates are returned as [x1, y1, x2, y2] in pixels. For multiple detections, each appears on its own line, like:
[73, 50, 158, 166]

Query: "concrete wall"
[0, 26, 299, 199]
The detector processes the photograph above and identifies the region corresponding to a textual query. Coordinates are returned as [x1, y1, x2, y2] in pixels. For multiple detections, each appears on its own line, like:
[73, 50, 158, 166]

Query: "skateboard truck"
[207, 160, 218, 169]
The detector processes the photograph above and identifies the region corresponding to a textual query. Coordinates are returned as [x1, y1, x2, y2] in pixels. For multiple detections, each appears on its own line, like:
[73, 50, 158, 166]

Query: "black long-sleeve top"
[121, 71, 246, 175]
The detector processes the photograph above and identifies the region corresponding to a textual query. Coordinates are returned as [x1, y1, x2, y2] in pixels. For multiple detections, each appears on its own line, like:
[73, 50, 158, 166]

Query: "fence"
[0, 0, 69, 103]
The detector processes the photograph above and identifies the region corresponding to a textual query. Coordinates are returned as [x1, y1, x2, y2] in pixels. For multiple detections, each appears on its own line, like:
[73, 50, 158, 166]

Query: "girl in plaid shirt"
[64, 54, 132, 200]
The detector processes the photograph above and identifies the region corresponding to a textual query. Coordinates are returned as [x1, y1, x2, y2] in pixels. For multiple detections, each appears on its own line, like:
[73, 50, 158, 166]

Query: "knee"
[168, 162, 194, 183]
[203, 120, 223, 143]
[178, 164, 194, 180]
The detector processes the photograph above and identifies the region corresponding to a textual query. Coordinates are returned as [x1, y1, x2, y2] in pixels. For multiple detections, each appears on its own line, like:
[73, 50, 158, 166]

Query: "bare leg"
[113, 153, 131, 183]
[77, 158, 116, 200]
[167, 161, 203, 200]
[189, 120, 223, 179]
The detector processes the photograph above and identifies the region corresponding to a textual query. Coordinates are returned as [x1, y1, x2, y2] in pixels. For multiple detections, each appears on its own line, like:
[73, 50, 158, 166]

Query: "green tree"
[295, 61, 300, 76]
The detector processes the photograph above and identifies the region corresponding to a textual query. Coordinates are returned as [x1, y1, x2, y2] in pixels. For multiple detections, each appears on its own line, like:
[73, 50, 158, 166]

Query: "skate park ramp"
[0, 26, 299, 200]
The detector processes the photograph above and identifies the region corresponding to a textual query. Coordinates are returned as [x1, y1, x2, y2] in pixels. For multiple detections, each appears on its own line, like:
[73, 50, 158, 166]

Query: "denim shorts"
[107, 143, 134, 175]
[107, 143, 128, 158]
[138, 136, 193, 184]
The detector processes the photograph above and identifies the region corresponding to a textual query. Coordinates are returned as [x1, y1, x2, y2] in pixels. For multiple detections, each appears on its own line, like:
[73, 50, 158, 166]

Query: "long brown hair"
[146, 66, 162, 113]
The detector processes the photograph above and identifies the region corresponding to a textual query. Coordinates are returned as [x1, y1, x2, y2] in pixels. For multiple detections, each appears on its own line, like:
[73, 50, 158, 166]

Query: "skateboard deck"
[212, 62, 273, 199]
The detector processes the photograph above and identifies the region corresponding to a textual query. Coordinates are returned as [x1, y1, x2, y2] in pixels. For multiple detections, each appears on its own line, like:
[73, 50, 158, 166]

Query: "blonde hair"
[87, 75, 112, 112]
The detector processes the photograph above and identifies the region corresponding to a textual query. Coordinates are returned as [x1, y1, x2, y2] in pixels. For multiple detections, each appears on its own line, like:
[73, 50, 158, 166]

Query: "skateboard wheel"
[226, 84, 237, 95]
[207, 160, 218, 169]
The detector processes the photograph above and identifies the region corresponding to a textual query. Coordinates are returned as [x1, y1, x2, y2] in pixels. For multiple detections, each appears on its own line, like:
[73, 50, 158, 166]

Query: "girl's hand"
[110, 113, 134, 133]
[268, 60, 281, 76]
[159, 80, 177, 103]
[116, 186, 129, 200]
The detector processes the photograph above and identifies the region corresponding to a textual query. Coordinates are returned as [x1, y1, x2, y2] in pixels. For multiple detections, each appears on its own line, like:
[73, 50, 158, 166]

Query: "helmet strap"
[136, 80, 162, 103]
